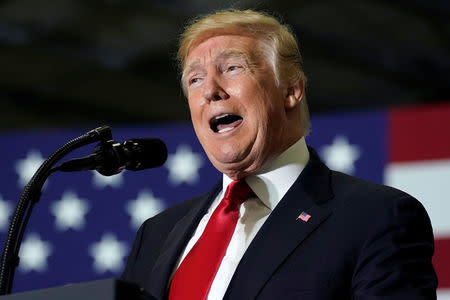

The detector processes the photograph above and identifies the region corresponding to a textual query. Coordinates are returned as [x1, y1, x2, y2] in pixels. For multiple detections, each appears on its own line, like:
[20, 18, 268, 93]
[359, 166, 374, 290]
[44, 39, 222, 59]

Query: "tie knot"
[224, 180, 251, 205]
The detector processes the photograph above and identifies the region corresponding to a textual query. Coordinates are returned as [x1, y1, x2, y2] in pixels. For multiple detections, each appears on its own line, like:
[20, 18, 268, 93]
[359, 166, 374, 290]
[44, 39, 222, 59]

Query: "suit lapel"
[147, 181, 222, 300]
[224, 149, 335, 299]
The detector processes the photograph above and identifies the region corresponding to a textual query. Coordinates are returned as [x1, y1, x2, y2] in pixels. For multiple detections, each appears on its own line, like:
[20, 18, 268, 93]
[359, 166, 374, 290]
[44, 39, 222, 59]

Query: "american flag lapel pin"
[297, 211, 311, 222]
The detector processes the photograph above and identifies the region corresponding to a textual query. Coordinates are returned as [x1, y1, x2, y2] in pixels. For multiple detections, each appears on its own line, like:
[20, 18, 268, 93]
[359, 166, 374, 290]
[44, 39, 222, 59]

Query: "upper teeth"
[215, 114, 229, 120]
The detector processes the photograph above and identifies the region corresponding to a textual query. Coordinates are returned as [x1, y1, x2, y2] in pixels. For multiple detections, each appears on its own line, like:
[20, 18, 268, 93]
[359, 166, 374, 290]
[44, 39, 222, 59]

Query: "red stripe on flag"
[434, 238, 450, 288]
[388, 102, 450, 163]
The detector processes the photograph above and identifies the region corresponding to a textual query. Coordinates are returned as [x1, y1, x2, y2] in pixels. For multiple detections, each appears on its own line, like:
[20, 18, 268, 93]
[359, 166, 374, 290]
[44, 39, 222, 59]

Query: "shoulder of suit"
[325, 170, 432, 238]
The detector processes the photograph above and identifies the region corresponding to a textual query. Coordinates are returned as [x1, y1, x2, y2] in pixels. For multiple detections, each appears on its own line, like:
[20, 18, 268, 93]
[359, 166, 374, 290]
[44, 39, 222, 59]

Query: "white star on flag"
[18, 233, 53, 273]
[50, 190, 90, 231]
[15, 150, 45, 187]
[126, 190, 165, 229]
[165, 144, 203, 185]
[0, 194, 13, 232]
[89, 233, 128, 274]
[92, 171, 124, 188]
[321, 135, 361, 174]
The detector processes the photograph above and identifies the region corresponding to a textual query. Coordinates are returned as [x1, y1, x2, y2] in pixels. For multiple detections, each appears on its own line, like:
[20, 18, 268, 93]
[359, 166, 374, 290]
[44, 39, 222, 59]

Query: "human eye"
[223, 61, 245, 75]
[188, 74, 203, 87]
[227, 65, 240, 72]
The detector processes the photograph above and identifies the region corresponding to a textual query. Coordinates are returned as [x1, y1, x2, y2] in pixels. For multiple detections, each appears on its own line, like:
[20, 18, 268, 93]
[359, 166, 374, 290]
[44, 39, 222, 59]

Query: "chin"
[212, 144, 245, 163]
[211, 155, 263, 180]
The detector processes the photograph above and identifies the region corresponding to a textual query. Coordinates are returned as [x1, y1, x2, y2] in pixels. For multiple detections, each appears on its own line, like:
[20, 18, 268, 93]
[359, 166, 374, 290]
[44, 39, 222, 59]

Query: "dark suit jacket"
[121, 149, 437, 299]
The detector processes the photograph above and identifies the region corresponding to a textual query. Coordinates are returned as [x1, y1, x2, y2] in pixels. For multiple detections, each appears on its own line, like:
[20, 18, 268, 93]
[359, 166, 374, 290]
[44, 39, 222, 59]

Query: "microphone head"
[122, 138, 168, 171]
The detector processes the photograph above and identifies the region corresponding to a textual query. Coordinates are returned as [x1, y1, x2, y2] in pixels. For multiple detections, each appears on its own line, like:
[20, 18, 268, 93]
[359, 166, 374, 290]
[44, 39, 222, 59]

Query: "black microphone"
[56, 138, 168, 176]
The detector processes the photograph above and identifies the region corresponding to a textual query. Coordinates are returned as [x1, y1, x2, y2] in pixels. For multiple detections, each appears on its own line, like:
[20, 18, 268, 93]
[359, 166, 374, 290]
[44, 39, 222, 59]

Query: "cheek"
[188, 97, 205, 123]
[258, 83, 285, 116]
[227, 83, 245, 98]
[251, 90, 276, 120]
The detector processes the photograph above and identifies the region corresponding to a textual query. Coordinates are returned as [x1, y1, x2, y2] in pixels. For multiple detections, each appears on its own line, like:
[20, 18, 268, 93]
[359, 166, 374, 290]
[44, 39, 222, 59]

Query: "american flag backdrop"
[0, 102, 449, 298]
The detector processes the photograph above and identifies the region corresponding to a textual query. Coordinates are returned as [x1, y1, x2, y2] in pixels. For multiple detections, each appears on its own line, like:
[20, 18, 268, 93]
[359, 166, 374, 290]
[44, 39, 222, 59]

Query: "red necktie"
[169, 180, 251, 300]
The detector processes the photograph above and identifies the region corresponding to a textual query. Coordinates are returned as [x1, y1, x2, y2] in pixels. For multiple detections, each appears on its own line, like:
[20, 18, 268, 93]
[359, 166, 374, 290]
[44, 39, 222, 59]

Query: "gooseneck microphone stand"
[0, 125, 113, 295]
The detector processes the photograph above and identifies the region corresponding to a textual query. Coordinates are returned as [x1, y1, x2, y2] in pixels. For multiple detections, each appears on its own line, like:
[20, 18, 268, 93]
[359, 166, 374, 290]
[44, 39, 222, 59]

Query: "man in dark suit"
[122, 9, 437, 299]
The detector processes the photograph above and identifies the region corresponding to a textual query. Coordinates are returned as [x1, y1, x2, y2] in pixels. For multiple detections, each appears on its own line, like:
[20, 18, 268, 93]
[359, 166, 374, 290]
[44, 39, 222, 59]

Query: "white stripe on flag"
[385, 159, 450, 238]
[438, 289, 450, 300]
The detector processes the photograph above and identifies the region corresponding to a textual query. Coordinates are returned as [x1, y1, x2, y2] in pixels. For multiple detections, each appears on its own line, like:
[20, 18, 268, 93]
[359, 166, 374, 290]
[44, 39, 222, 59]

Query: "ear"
[284, 78, 305, 110]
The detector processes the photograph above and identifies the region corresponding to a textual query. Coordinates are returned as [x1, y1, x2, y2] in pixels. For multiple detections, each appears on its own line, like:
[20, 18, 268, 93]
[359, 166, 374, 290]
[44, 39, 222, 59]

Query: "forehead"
[185, 34, 260, 67]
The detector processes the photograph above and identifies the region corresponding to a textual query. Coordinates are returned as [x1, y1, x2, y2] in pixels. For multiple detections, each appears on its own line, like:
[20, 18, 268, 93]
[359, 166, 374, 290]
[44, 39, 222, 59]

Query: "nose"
[202, 75, 229, 102]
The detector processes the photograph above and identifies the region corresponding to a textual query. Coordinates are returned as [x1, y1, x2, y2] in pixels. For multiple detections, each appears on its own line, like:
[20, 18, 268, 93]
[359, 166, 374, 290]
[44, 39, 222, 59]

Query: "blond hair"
[177, 9, 310, 136]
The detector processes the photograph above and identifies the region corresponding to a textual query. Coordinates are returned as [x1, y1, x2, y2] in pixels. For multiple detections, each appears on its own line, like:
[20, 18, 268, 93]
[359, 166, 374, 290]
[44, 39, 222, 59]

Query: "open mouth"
[210, 113, 243, 133]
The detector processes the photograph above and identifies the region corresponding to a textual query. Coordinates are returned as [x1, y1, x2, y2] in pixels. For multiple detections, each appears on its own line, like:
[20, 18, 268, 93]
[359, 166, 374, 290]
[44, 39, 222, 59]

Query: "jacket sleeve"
[351, 193, 438, 300]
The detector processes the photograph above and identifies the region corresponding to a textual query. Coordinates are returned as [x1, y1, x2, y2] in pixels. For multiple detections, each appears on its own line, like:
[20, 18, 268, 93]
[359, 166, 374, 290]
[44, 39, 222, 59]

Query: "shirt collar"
[222, 137, 309, 211]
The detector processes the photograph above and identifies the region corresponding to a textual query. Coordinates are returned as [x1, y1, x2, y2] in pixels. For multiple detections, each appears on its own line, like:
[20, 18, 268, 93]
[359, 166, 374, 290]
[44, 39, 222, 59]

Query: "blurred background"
[1, 0, 449, 129]
[1, 0, 449, 298]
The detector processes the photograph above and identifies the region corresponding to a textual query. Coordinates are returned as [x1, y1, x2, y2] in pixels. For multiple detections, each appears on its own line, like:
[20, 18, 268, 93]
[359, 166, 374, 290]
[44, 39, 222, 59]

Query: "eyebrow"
[182, 61, 202, 81]
[183, 49, 250, 78]
[216, 49, 248, 60]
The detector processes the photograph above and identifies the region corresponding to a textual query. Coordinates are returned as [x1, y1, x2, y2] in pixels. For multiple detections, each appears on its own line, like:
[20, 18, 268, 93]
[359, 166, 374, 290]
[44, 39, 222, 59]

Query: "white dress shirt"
[172, 137, 309, 299]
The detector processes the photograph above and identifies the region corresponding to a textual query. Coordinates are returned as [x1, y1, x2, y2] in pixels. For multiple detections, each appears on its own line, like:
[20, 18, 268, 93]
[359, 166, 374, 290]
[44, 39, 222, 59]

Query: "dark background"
[1, 0, 449, 130]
